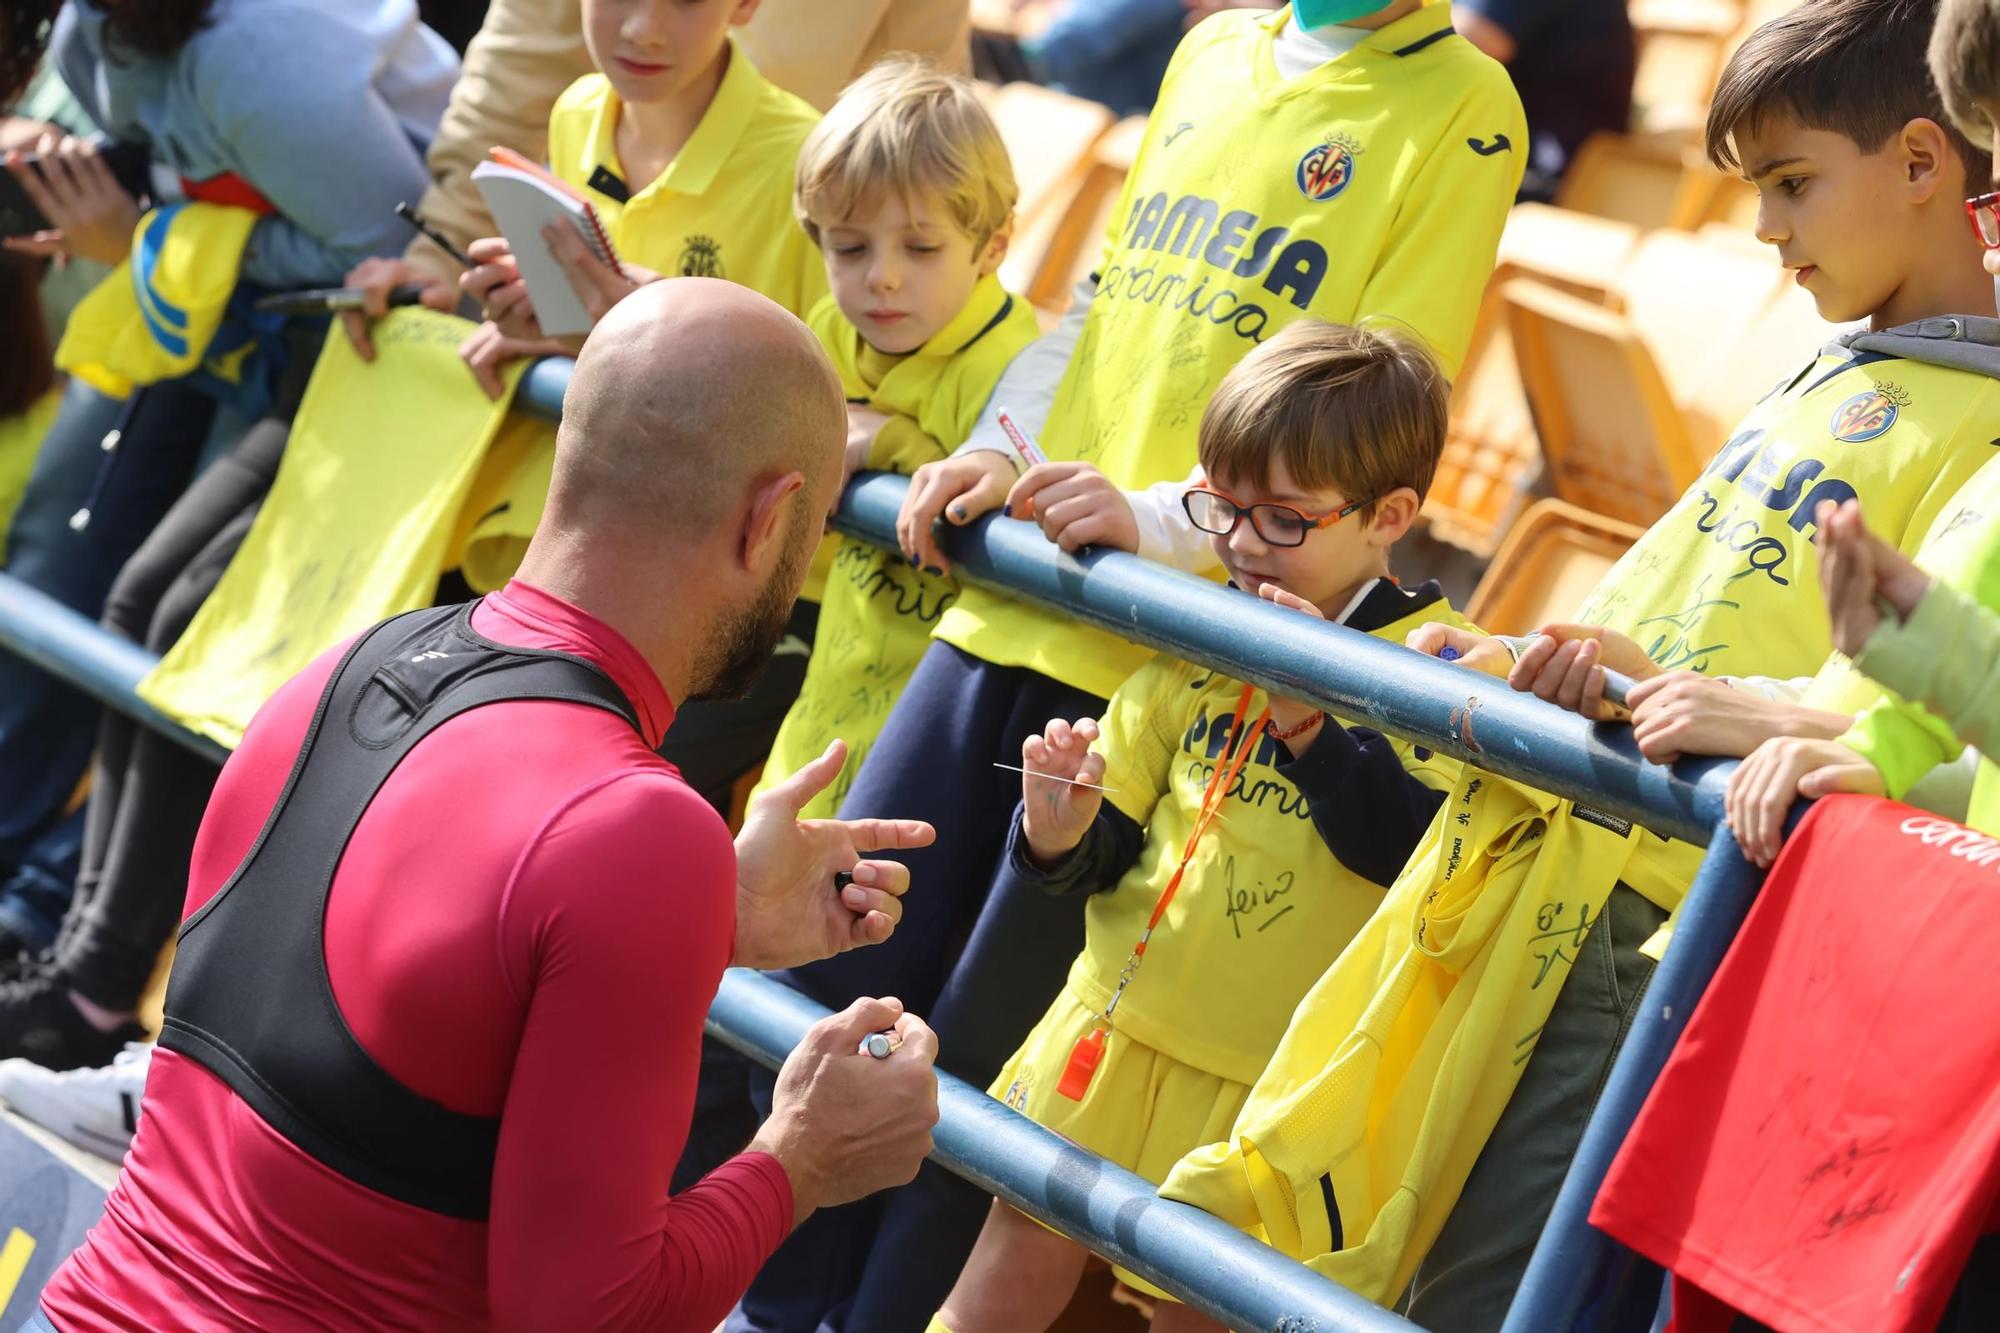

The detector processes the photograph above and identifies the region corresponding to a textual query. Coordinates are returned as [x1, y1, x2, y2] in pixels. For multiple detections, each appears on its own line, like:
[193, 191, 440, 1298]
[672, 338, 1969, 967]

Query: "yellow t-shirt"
[934, 4, 1524, 700]
[545, 45, 826, 318]
[1584, 347, 2000, 916]
[1074, 590, 1469, 1087]
[753, 277, 1040, 818]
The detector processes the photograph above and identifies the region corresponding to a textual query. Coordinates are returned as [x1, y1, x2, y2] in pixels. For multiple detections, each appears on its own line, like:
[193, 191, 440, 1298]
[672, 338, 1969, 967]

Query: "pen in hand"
[395, 201, 474, 269]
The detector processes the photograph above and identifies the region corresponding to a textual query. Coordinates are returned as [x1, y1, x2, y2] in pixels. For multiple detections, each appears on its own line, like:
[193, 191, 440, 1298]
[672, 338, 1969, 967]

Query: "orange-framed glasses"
[1966, 191, 2000, 248]
[1181, 484, 1368, 548]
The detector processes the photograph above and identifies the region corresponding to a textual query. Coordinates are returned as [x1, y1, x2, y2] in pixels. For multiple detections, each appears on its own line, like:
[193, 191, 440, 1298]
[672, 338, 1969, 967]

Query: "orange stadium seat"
[1626, 0, 1743, 140]
[975, 80, 1115, 245]
[1002, 114, 1146, 317]
[1464, 498, 1646, 635]
[1424, 287, 1543, 557]
[1492, 202, 1643, 303]
[1502, 229, 1790, 526]
[1555, 132, 1696, 230]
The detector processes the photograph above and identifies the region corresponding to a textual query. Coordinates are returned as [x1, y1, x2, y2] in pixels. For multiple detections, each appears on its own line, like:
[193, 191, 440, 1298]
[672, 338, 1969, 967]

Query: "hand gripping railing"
[0, 358, 1776, 1331]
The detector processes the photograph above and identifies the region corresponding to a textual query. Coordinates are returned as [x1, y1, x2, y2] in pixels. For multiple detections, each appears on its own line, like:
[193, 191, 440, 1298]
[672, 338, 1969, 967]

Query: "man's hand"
[339, 256, 459, 361]
[1818, 498, 1933, 659]
[1626, 671, 1850, 765]
[750, 996, 939, 1224]
[1508, 624, 1661, 720]
[1006, 461, 1140, 553]
[2, 130, 141, 266]
[843, 405, 890, 495]
[544, 222, 657, 329]
[1020, 716, 1105, 868]
[732, 739, 936, 969]
[1727, 736, 1884, 867]
[458, 321, 566, 401]
[896, 450, 1018, 574]
[1258, 584, 1328, 748]
[1405, 623, 1515, 678]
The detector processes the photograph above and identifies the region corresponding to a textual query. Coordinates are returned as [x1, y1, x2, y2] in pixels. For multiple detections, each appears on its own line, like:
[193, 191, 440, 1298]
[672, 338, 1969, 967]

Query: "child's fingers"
[1077, 751, 1107, 787]
[1046, 717, 1074, 751]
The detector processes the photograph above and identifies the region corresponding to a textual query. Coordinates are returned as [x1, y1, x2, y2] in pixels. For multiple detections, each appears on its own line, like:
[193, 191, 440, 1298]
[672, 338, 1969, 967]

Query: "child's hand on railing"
[1020, 717, 1105, 868]
[1257, 584, 1329, 750]
[1005, 462, 1139, 554]
[1406, 623, 1514, 678]
[1506, 624, 1658, 721]
[842, 406, 890, 497]
[1726, 735, 1883, 867]
[896, 451, 1018, 574]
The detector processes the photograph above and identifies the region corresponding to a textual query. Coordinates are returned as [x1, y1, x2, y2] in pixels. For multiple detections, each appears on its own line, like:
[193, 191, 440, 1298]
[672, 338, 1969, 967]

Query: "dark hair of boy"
[0, 253, 52, 419]
[1930, 0, 2000, 143]
[1706, 0, 1992, 181]
[1196, 320, 1449, 523]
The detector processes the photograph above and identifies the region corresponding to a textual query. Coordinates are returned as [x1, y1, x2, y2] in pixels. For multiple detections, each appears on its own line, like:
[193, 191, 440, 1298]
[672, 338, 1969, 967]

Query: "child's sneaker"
[0, 1040, 151, 1161]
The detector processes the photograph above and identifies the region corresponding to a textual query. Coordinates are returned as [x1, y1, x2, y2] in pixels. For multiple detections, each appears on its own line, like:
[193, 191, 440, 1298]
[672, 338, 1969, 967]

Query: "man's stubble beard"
[688, 505, 814, 704]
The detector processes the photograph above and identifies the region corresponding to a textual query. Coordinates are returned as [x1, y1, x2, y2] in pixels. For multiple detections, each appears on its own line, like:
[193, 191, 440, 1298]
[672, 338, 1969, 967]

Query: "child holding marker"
[748, 58, 1040, 819]
[933, 321, 1469, 1333]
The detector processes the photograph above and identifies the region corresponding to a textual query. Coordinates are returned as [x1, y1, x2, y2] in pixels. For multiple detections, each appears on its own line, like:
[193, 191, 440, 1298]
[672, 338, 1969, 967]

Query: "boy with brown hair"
[1172, 1, 2000, 1326]
[940, 319, 1469, 1333]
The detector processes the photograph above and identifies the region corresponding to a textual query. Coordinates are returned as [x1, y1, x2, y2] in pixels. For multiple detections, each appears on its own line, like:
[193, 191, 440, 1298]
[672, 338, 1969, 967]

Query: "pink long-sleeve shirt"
[41, 580, 792, 1331]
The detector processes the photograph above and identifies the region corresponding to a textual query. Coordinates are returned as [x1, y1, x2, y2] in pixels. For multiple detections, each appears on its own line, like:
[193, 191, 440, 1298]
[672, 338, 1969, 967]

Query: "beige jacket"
[403, 0, 969, 283]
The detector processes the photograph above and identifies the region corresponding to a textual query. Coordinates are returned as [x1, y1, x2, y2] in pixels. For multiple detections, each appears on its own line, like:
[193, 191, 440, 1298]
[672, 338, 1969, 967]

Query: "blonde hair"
[794, 55, 1017, 247]
[1198, 321, 1449, 519]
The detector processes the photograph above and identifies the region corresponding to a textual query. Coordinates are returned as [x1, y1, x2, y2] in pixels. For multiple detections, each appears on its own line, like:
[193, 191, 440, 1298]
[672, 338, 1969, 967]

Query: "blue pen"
[1439, 646, 1461, 662]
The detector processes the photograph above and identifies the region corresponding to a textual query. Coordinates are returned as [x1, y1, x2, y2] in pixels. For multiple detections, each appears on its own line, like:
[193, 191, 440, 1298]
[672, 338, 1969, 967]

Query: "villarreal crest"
[1296, 139, 1356, 201]
[1829, 387, 1903, 443]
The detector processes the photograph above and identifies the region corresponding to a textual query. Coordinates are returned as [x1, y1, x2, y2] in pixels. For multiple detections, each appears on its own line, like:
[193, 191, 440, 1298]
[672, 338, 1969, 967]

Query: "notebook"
[469, 147, 622, 338]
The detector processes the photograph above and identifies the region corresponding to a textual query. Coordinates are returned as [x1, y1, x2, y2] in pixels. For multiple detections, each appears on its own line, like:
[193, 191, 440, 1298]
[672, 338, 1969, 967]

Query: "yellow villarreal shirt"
[545, 43, 826, 319]
[754, 277, 1040, 819]
[1078, 593, 1469, 1087]
[1577, 347, 2000, 909]
[1577, 350, 2000, 677]
[935, 4, 1524, 700]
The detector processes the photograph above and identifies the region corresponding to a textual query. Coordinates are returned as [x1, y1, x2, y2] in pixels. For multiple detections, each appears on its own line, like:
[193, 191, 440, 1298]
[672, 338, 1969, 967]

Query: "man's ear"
[1899, 116, 1953, 201]
[740, 469, 806, 571]
[1364, 487, 1422, 548]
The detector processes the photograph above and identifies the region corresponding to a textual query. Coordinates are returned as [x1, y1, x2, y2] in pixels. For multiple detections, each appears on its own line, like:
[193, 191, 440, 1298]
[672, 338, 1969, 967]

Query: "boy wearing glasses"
[929, 322, 1468, 1333]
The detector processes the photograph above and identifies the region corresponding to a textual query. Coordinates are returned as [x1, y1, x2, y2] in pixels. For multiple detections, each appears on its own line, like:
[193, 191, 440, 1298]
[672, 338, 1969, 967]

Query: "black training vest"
[157, 602, 641, 1220]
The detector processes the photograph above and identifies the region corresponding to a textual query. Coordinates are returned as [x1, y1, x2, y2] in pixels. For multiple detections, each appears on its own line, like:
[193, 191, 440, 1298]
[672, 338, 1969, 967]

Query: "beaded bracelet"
[1272, 710, 1324, 741]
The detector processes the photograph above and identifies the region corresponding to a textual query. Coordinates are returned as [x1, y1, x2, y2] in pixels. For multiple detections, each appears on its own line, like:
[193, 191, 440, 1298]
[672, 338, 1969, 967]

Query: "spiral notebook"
[469, 147, 622, 338]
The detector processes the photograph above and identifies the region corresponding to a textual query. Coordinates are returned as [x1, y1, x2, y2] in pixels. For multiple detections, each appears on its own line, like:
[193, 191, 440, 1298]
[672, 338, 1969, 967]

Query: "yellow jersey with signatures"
[932, 3, 1523, 701]
[1074, 597, 1468, 1087]
[1577, 348, 2000, 680]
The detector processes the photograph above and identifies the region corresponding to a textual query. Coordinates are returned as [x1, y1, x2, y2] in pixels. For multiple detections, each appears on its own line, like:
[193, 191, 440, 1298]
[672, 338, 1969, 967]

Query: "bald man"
[28, 282, 942, 1333]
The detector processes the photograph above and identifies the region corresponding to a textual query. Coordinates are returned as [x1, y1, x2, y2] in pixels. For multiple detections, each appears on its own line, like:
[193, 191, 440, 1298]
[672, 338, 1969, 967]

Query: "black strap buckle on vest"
[158, 602, 641, 1220]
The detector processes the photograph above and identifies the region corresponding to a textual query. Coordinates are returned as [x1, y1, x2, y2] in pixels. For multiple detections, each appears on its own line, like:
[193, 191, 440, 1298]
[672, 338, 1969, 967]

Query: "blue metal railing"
[0, 357, 1777, 1331]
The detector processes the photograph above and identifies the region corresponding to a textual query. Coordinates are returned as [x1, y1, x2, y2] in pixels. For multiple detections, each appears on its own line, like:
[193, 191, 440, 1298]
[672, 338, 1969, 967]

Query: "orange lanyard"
[1059, 684, 1268, 1100]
